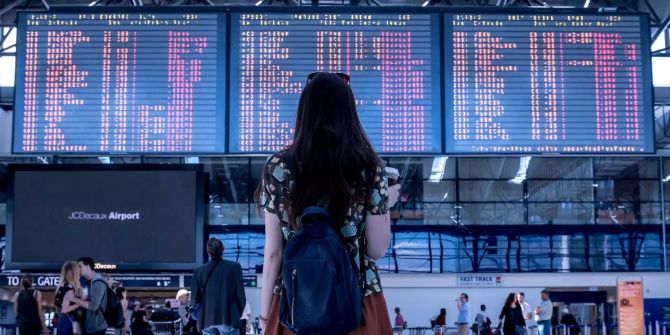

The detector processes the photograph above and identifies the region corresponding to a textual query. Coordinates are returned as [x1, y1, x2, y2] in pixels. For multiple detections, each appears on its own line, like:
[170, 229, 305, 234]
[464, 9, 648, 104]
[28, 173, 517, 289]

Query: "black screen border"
[6, 163, 205, 272]
[12, 9, 228, 156]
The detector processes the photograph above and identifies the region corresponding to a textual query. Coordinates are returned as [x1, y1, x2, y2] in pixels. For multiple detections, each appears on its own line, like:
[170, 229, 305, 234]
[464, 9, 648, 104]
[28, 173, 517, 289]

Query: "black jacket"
[499, 304, 526, 335]
[191, 259, 246, 330]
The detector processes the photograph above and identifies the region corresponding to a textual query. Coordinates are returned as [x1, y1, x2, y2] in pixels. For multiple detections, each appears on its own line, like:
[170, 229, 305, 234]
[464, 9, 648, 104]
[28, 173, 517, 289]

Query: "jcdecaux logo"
[68, 211, 140, 221]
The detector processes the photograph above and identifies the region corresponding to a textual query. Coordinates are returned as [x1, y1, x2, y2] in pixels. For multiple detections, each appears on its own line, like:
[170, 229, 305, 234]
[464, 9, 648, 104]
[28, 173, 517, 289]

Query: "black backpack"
[279, 206, 363, 335]
[92, 280, 125, 328]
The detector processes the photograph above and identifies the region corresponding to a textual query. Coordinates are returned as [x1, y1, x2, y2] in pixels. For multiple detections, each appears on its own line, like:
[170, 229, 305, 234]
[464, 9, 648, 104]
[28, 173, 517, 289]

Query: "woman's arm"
[365, 184, 400, 260]
[499, 306, 507, 323]
[12, 292, 18, 319]
[35, 291, 48, 335]
[122, 300, 129, 331]
[260, 211, 283, 330]
[60, 290, 79, 314]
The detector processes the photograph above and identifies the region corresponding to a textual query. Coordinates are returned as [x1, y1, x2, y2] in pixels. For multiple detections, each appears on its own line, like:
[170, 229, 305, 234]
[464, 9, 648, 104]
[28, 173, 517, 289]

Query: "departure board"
[13, 12, 225, 154]
[229, 13, 442, 154]
[445, 14, 654, 154]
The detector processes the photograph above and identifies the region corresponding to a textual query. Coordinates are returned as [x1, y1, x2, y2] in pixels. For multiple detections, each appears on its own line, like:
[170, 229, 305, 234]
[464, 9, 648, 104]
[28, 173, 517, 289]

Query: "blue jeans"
[202, 325, 238, 335]
[538, 320, 552, 335]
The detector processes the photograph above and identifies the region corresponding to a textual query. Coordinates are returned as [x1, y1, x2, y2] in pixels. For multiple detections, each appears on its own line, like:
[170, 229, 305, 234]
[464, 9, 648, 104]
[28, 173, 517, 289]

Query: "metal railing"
[390, 322, 670, 335]
[149, 320, 182, 335]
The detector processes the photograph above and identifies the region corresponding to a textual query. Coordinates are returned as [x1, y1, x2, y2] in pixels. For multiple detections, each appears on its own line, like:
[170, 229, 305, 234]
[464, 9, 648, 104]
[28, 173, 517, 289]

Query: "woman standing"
[13, 275, 48, 335]
[498, 293, 526, 335]
[114, 287, 130, 335]
[55, 261, 84, 335]
[256, 72, 400, 334]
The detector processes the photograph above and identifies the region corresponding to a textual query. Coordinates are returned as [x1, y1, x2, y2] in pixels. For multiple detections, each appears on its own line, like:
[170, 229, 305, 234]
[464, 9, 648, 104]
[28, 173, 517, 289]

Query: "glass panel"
[419, 203, 457, 225]
[595, 179, 660, 202]
[208, 203, 250, 225]
[653, 57, 670, 87]
[385, 232, 431, 273]
[458, 180, 523, 202]
[0, 56, 15, 87]
[459, 203, 525, 225]
[527, 157, 593, 179]
[477, 235, 514, 272]
[457, 158, 521, 179]
[519, 235, 552, 272]
[209, 232, 264, 273]
[528, 203, 594, 225]
[0, 203, 5, 225]
[594, 157, 659, 179]
[591, 232, 663, 271]
[421, 180, 455, 202]
[201, 157, 251, 180]
[388, 157, 456, 180]
[528, 180, 594, 202]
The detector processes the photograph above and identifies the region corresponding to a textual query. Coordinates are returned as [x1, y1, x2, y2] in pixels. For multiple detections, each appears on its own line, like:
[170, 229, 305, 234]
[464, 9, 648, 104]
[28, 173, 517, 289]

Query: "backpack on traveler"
[92, 280, 125, 328]
[278, 206, 363, 335]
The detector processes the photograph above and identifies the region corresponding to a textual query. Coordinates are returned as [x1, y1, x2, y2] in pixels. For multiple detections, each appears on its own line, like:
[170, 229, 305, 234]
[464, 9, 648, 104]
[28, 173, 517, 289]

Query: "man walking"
[535, 290, 553, 335]
[191, 237, 246, 335]
[518, 292, 537, 335]
[72, 257, 108, 335]
[456, 293, 471, 335]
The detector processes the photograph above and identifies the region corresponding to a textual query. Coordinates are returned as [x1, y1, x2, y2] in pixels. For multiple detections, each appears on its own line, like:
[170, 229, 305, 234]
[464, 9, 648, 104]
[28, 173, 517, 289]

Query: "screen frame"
[10, 6, 655, 156]
[5, 163, 205, 272]
[442, 10, 655, 155]
[228, 8, 444, 155]
[12, 9, 228, 156]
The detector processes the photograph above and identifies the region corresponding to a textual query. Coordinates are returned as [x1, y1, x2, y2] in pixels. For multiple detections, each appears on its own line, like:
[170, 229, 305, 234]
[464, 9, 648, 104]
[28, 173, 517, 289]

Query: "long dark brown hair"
[256, 72, 381, 227]
[504, 292, 517, 308]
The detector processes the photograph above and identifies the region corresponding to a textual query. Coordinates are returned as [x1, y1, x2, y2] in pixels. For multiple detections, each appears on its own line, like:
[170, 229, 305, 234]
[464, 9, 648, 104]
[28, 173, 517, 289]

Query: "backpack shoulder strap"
[202, 259, 222, 292]
[90, 279, 109, 314]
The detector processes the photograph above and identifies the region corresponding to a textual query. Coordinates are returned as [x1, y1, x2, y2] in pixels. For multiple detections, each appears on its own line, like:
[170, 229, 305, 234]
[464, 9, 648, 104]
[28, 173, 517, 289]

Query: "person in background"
[103, 275, 114, 289]
[51, 314, 59, 335]
[394, 307, 405, 329]
[499, 293, 526, 335]
[474, 304, 492, 335]
[146, 306, 155, 321]
[240, 303, 251, 335]
[559, 307, 580, 335]
[130, 305, 153, 335]
[70, 257, 108, 335]
[114, 287, 130, 335]
[176, 290, 190, 325]
[534, 290, 553, 335]
[190, 237, 245, 335]
[518, 292, 536, 335]
[151, 301, 179, 322]
[55, 262, 84, 335]
[13, 275, 48, 335]
[434, 308, 447, 335]
[456, 293, 471, 335]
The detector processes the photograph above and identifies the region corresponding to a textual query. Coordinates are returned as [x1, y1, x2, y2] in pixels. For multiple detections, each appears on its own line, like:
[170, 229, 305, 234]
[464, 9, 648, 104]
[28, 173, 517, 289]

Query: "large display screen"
[445, 13, 654, 154]
[229, 12, 442, 154]
[7, 165, 204, 271]
[13, 12, 225, 154]
[12, 9, 654, 155]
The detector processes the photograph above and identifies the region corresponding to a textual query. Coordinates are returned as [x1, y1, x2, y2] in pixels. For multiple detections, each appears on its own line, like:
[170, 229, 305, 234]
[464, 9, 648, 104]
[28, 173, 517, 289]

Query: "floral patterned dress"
[259, 151, 393, 334]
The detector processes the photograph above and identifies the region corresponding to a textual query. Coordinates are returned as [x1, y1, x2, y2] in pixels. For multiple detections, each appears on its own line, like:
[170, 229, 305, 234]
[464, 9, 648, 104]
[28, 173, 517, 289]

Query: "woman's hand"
[388, 184, 401, 208]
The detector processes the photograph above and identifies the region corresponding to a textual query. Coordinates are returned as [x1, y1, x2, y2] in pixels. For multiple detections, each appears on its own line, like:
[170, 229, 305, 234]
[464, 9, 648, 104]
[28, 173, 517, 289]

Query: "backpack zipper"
[291, 268, 297, 326]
